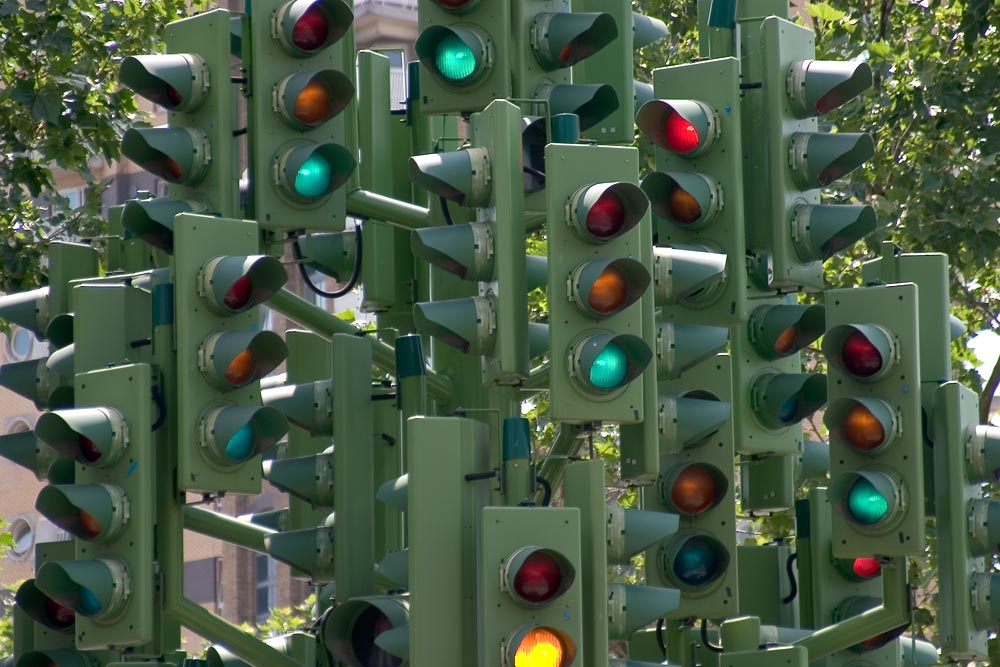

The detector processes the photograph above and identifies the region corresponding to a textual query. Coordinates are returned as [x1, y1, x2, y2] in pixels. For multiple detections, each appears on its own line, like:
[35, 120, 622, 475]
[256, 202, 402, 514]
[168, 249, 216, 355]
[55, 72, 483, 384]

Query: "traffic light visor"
[790, 132, 875, 189]
[408, 147, 491, 207]
[641, 171, 722, 229]
[531, 11, 618, 70]
[275, 0, 353, 57]
[636, 99, 718, 157]
[570, 258, 650, 319]
[503, 547, 575, 606]
[36, 483, 127, 543]
[748, 303, 825, 360]
[416, 25, 491, 86]
[122, 198, 207, 254]
[119, 54, 207, 112]
[322, 596, 409, 667]
[35, 407, 125, 467]
[788, 59, 873, 118]
[15, 580, 75, 631]
[200, 330, 287, 390]
[826, 397, 898, 454]
[121, 127, 210, 185]
[823, 324, 897, 382]
[792, 204, 877, 261]
[201, 255, 287, 315]
[751, 371, 827, 430]
[200, 404, 289, 464]
[569, 181, 648, 243]
[35, 558, 127, 619]
[276, 70, 354, 130]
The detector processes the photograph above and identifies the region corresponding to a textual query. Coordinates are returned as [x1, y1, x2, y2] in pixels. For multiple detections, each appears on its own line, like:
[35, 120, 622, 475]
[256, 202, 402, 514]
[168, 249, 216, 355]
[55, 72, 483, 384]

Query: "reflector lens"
[513, 552, 564, 604]
[588, 266, 627, 314]
[435, 34, 476, 81]
[774, 326, 797, 356]
[663, 110, 700, 154]
[514, 628, 564, 667]
[78, 435, 101, 463]
[847, 477, 889, 525]
[667, 185, 701, 224]
[670, 465, 719, 516]
[589, 341, 628, 389]
[294, 153, 333, 198]
[292, 4, 331, 53]
[226, 423, 256, 462]
[853, 557, 881, 579]
[224, 274, 253, 312]
[673, 536, 721, 587]
[586, 191, 626, 238]
[45, 598, 75, 629]
[77, 588, 102, 615]
[78, 509, 102, 538]
[843, 403, 885, 451]
[225, 349, 256, 386]
[842, 331, 883, 377]
[294, 79, 333, 126]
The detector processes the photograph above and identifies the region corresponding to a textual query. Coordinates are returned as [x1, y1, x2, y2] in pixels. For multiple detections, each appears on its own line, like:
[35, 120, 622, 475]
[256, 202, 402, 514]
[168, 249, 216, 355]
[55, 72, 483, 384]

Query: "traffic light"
[741, 16, 876, 291]
[248, 0, 357, 230]
[119, 10, 239, 251]
[934, 382, 1000, 660]
[545, 142, 654, 423]
[644, 354, 738, 619]
[478, 506, 583, 667]
[824, 283, 923, 557]
[172, 213, 289, 493]
[731, 299, 827, 456]
[636, 56, 747, 327]
[410, 100, 532, 384]
[32, 364, 156, 649]
[323, 597, 409, 666]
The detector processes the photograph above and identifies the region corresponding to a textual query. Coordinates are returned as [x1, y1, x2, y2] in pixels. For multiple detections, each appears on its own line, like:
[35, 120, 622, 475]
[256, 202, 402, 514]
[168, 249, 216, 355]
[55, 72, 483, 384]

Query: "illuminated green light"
[226, 424, 255, 462]
[78, 587, 102, 615]
[294, 153, 333, 198]
[847, 477, 889, 525]
[589, 341, 628, 389]
[435, 34, 475, 81]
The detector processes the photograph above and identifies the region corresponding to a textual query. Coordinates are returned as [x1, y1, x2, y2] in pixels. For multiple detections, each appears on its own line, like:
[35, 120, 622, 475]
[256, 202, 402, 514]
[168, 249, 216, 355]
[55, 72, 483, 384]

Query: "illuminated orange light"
[515, 628, 565, 667]
[166, 157, 184, 181]
[78, 509, 102, 538]
[588, 266, 628, 314]
[843, 403, 885, 451]
[670, 465, 717, 515]
[225, 348, 256, 386]
[667, 186, 702, 224]
[774, 325, 797, 355]
[294, 78, 333, 126]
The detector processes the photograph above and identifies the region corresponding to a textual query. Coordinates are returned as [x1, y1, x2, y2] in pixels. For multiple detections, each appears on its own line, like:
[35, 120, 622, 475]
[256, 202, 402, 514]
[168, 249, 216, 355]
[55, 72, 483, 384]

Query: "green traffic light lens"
[226, 424, 256, 462]
[294, 153, 333, 198]
[673, 536, 721, 587]
[435, 34, 475, 81]
[847, 477, 889, 525]
[776, 396, 799, 424]
[77, 587, 102, 615]
[589, 341, 628, 389]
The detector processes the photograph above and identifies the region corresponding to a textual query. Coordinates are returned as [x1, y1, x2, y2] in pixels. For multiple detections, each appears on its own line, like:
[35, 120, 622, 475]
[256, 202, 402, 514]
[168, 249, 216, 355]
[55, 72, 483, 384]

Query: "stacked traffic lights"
[545, 142, 653, 423]
[934, 382, 1000, 660]
[248, 0, 357, 230]
[119, 10, 238, 252]
[740, 16, 876, 291]
[410, 100, 533, 384]
[31, 365, 156, 649]
[478, 506, 583, 667]
[173, 214, 290, 493]
[823, 283, 924, 557]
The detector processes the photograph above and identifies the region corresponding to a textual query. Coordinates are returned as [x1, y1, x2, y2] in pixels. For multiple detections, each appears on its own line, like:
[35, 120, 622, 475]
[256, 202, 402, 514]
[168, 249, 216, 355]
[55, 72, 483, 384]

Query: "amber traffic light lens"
[225, 349, 256, 386]
[774, 325, 797, 356]
[843, 403, 885, 451]
[294, 78, 334, 126]
[588, 266, 628, 314]
[667, 185, 702, 224]
[514, 627, 565, 667]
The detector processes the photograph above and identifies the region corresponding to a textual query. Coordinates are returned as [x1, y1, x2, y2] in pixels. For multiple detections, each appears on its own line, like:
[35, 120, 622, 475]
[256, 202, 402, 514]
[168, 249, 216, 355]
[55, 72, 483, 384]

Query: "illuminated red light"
[292, 5, 331, 53]
[44, 597, 75, 629]
[842, 331, 882, 377]
[436, 0, 475, 7]
[513, 552, 564, 604]
[224, 274, 253, 311]
[586, 191, 626, 238]
[663, 109, 700, 154]
[852, 557, 881, 579]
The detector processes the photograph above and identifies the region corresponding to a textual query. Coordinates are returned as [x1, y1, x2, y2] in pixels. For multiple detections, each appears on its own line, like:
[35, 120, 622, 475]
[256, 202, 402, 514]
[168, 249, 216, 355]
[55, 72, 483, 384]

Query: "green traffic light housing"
[569, 331, 652, 395]
[792, 204, 877, 262]
[122, 198, 208, 254]
[569, 258, 650, 319]
[260, 380, 333, 434]
[408, 147, 491, 207]
[274, 0, 354, 57]
[652, 246, 728, 307]
[750, 371, 827, 430]
[294, 232, 357, 281]
[642, 170, 723, 229]
[657, 392, 732, 449]
[411, 222, 494, 281]
[787, 59, 873, 118]
[530, 11, 617, 71]
[35, 558, 129, 620]
[17, 650, 95, 667]
[35, 408, 126, 467]
[199, 404, 288, 465]
[263, 451, 334, 505]
[823, 323, 897, 383]
[119, 53, 208, 112]
[0, 286, 49, 339]
[15, 579, 75, 632]
[121, 127, 211, 185]
[274, 141, 356, 203]
[748, 303, 825, 360]
[413, 296, 495, 355]
[659, 530, 730, 592]
[790, 132, 875, 189]
[0, 429, 59, 481]
[198, 330, 287, 390]
[569, 181, 649, 243]
[265, 522, 335, 581]
[416, 24, 492, 87]
[200, 255, 288, 316]
[323, 596, 410, 667]
[0, 356, 73, 410]
[36, 483, 128, 543]
[534, 81, 619, 132]
[275, 69, 354, 130]
[636, 98, 719, 157]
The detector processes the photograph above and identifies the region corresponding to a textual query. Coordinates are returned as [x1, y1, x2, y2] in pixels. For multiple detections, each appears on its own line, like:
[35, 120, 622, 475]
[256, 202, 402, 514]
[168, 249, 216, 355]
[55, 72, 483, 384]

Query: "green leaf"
[806, 2, 848, 22]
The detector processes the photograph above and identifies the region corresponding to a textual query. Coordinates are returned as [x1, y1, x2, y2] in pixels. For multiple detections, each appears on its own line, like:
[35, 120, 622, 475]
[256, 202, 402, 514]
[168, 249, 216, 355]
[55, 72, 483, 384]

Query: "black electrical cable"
[440, 195, 455, 225]
[536, 477, 552, 507]
[150, 385, 166, 431]
[291, 224, 363, 299]
[523, 165, 546, 182]
[700, 619, 723, 653]
[655, 618, 667, 658]
[782, 552, 799, 604]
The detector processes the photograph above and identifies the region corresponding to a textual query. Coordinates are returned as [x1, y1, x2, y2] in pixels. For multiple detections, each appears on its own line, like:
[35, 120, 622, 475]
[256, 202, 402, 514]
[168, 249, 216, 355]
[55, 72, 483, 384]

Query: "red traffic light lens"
[853, 557, 881, 579]
[78, 435, 102, 463]
[294, 78, 334, 126]
[225, 349, 257, 387]
[663, 110, 700, 154]
[667, 185, 701, 224]
[224, 274, 253, 312]
[670, 465, 719, 516]
[436, 0, 475, 7]
[513, 551, 564, 604]
[292, 4, 331, 53]
[44, 598, 75, 629]
[843, 403, 885, 451]
[514, 628, 566, 667]
[588, 266, 628, 314]
[350, 605, 400, 667]
[842, 331, 882, 377]
[586, 190, 626, 238]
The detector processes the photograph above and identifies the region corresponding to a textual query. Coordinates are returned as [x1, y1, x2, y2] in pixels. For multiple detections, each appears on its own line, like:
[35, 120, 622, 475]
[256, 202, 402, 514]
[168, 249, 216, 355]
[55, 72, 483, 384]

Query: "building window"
[255, 553, 277, 624]
[58, 188, 84, 210]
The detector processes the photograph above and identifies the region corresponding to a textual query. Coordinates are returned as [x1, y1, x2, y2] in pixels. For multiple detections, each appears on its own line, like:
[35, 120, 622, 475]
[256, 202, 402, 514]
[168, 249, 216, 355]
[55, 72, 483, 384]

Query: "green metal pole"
[172, 599, 304, 667]
[346, 188, 431, 230]
[532, 423, 587, 505]
[182, 505, 275, 554]
[268, 288, 453, 403]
